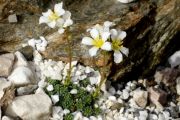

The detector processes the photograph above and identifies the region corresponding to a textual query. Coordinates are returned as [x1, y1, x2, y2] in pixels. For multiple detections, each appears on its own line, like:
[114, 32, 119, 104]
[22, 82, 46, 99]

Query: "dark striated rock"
[0, 0, 180, 81]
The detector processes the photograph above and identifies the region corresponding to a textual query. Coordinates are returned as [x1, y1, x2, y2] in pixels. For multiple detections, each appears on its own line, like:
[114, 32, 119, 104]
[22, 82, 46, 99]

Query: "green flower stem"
[93, 52, 107, 98]
[64, 28, 72, 86]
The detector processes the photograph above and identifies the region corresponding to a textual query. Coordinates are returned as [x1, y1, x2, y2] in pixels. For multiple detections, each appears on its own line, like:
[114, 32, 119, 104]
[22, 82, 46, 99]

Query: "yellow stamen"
[92, 37, 104, 48]
[112, 39, 123, 51]
[48, 12, 59, 21]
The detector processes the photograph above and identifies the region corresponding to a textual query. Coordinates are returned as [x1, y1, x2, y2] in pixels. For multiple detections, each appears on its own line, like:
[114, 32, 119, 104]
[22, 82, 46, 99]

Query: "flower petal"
[90, 28, 99, 39]
[102, 32, 110, 41]
[82, 37, 93, 45]
[56, 18, 64, 27]
[42, 9, 53, 17]
[62, 11, 71, 20]
[118, 30, 127, 40]
[104, 21, 114, 28]
[89, 47, 99, 56]
[58, 28, 65, 34]
[54, 2, 65, 16]
[93, 24, 103, 34]
[47, 21, 56, 28]
[63, 19, 73, 27]
[39, 16, 49, 24]
[120, 46, 129, 56]
[110, 29, 118, 39]
[114, 51, 123, 63]
[101, 42, 111, 51]
[104, 21, 115, 31]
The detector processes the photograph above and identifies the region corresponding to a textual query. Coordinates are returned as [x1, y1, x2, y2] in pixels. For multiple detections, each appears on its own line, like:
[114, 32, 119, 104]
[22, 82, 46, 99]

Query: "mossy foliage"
[45, 78, 101, 119]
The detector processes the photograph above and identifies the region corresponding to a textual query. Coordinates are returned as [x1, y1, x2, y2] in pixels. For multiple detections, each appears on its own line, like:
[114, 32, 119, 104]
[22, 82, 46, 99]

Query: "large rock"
[1, 116, 13, 120]
[8, 51, 36, 86]
[176, 77, 180, 95]
[16, 85, 38, 96]
[0, 78, 14, 107]
[14, 51, 29, 67]
[154, 68, 179, 86]
[1, 0, 180, 81]
[0, 107, 1, 119]
[0, 78, 12, 101]
[148, 87, 168, 108]
[5, 90, 52, 120]
[168, 50, 180, 68]
[0, 53, 14, 77]
[8, 66, 36, 86]
[133, 89, 148, 108]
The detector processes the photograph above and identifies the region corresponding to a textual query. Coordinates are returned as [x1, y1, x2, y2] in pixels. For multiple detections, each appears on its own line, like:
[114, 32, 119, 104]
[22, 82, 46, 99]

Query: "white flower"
[39, 2, 73, 34]
[56, 11, 73, 34]
[82, 22, 113, 56]
[110, 29, 129, 63]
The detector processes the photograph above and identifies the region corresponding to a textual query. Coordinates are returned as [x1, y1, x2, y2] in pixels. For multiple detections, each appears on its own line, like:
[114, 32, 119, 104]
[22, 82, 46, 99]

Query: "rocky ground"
[0, 38, 179, 120]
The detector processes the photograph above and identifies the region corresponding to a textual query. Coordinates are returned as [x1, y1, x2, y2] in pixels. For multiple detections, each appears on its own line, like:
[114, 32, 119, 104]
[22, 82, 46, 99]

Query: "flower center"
[92, 37, 104, 48]
[48, 12, 59, 21]
[112, 39, 123, 51]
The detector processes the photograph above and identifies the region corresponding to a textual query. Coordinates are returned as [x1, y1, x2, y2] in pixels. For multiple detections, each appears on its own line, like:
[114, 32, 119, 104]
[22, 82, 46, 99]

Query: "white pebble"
[90, 116, 97, 120]
[70, 89, 78, 94]
[63, 109, 70, 115]
[120, 107, 124, 114]
[28, 39, 36, 48]
[46, 84, 54, 91]
[86, 85, 93, 92]
[117, 0, 136, 3]
[83, 117, 90, 120]
[116, 90, 122, 95]
[122, 89, 129, 100]
[74, 112, 83, 120]
[139, 111, 148, 120]
[149, 114, 158, 120]
[108, 87, 116, 95]
[127, 81, 132, 86]
[97, 115, 103, 120]
[158, 113, 165, 120]
[108, 96, 116, 101]
[117, 98, 123, 104]
[51, 95, 59, 104]
[162, 111, 170, 119]
[85, 67, 93, 73]
[168, 50, 180, 68]
[38, 80, 47, 88]
[75, 70, 82, 76]
[130, 83, 136, 90]
[125, 86, 131, 91]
